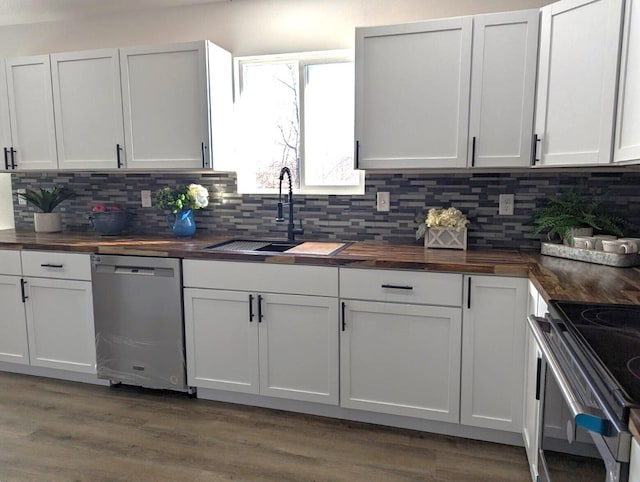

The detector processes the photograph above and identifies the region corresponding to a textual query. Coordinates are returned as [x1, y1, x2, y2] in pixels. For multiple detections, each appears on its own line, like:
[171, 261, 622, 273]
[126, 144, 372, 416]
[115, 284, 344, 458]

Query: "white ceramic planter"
[34, 212, 62, 233]
[425, 227, 468, 250]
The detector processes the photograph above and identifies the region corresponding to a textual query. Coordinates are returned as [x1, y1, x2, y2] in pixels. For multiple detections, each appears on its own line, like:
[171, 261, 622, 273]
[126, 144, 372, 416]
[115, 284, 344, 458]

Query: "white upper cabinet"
[0, 64, 12, 171]
[355, 17, 472, 169]
[534, 0, 624, 166]
[51, 49, 126, 170]
[468, 10, 539, 167]
[120, 41, 231, 170]
[5, 55, 57, 170]
[614, 0, 640, 163]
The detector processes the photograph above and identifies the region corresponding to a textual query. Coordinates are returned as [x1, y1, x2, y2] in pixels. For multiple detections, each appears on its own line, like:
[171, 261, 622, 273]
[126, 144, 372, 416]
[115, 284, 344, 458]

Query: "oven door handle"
[527, 315, 613, 436]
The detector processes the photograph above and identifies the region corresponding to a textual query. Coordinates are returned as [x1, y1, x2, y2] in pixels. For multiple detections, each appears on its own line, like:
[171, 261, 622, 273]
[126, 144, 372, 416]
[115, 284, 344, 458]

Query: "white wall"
[0, 174, 15, 229]
[0, 0, 553, 57]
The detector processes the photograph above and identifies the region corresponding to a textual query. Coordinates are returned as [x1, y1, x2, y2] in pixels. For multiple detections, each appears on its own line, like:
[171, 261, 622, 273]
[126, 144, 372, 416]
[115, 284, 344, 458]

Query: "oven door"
[527, 315, 630, 482]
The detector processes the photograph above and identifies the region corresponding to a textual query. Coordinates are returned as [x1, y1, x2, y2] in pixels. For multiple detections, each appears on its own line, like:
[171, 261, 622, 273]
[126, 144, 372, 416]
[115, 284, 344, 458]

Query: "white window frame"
[233, 50, 364, 195]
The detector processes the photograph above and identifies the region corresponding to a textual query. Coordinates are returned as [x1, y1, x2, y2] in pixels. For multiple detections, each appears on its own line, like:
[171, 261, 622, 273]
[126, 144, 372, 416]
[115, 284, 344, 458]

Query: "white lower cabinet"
[0, 274, 29, 364]
[523, 281, 546, 481]
[630, 437, 640, 482]
[340, 300, 462, 422]
[183, 260, 339, 405]
[461, 275, 527, 432]
[23, 277, 96, 373]
[20, 251, 96, 374]
[339, 268, 463, 422]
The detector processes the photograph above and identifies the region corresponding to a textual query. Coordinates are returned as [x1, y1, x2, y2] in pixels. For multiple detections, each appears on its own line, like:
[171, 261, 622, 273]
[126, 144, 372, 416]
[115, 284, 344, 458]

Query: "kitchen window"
[233, 51, 364, 195]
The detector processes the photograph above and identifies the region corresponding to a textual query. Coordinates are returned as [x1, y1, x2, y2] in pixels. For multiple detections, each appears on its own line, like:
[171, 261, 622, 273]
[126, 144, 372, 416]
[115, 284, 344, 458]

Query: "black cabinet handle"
[532, 134, 541, 165]
[355, 140, 360, 169]
[40, 263, 64, 268]
[341, 302, 346, 332]
[201, 142, 207, 168]
[257, 294, 263, 323]
[248, 294, 254, 322]
[535, 357, 542, 401]
[20, 279, 28, 302]
[9, 147, 16, 169]
[467, 277, 471, 309]
[471, 136, 476, 167]
[116, 144, 123, 168]
[3, 147, 8, 170]
[381, 284, 413, 290]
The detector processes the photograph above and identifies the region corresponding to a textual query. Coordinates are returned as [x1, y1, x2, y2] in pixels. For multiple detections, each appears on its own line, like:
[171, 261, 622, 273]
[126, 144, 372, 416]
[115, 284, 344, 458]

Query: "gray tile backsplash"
[10, 170, 640, 250]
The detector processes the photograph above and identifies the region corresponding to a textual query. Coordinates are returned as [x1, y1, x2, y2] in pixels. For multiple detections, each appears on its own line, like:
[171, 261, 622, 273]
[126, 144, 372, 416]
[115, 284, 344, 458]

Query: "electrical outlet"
[499, 194, 514, 215]
[377, 192, 390, 212]
[17, 189, 26, 205]
[141, 190, 152, 208]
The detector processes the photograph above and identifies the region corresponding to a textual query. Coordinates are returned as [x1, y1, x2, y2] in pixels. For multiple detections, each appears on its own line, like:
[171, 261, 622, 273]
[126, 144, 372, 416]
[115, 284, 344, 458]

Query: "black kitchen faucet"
[276, 167, 304, 242]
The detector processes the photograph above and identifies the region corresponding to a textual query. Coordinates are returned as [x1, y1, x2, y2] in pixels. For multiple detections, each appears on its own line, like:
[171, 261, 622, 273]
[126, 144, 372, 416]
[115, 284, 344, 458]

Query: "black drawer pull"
[3, 147, 8, 170]
[257, 294, 263, 323]
[249, 294, 254, 322]
[10, 147, 16, 169]
[341, 302, 346, 332]
[381, 284, 413, 290]
[40, 263, 64, 268]
[116, 143, 123, 168]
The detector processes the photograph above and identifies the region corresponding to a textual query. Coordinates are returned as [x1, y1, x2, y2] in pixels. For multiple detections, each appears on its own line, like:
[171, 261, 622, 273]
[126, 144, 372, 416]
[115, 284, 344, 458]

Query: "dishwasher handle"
[114, 266, 158, 276]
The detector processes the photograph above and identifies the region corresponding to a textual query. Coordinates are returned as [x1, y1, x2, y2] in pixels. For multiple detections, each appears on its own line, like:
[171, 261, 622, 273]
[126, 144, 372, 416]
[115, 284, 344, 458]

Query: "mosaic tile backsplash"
[10, 170, 640, 250]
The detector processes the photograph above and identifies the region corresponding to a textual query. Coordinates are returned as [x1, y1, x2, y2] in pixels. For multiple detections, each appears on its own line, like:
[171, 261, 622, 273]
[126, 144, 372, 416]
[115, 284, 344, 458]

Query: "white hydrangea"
[188, 184, 209, 209]
[426, 207, 469, 230]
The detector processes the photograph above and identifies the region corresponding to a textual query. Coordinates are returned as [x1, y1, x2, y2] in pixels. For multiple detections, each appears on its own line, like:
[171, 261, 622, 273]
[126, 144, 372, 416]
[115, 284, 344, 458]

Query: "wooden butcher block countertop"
[2, 229, 640, 305]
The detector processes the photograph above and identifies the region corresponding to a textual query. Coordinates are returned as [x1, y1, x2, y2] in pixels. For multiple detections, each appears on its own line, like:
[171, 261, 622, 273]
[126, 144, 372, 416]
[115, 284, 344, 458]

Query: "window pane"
[238, 61, 300, 189]
[304, 62, 358, 186]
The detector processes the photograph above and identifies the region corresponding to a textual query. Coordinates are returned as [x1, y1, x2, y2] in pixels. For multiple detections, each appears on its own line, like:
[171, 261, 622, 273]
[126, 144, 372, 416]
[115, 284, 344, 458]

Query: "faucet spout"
[277, 167, 304, 242]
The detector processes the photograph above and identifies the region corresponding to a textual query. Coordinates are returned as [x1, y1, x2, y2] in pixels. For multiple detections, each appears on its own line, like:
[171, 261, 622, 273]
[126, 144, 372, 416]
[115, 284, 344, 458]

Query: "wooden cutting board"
[286, 242, 345, 256]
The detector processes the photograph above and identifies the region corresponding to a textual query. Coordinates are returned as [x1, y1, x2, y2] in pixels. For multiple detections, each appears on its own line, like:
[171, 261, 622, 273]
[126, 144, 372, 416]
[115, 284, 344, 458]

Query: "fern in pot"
[532, 188, 625, 245]
[17, 187, 74, 233]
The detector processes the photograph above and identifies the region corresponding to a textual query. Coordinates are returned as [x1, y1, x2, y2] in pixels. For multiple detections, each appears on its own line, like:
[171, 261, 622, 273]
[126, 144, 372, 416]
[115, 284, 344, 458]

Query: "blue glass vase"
[166, 209, 196, 238]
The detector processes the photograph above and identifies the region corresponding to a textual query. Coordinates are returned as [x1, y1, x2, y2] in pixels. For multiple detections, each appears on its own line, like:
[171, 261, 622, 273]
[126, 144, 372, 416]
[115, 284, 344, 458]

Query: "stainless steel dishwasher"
[91, 254, 191, 392]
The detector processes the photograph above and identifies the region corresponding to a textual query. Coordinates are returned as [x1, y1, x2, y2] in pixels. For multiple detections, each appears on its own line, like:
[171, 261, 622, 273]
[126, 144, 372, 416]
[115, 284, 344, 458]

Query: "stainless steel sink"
[203, 239, 302, 253]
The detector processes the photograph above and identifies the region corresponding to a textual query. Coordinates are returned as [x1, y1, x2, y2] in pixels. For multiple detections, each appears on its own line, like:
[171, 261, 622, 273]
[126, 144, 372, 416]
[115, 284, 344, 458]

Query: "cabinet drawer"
[21, 251, 91, 281]
[183, 260, 338, 297]
[0, 250, 22, 276]
[340, 268, 462, 306]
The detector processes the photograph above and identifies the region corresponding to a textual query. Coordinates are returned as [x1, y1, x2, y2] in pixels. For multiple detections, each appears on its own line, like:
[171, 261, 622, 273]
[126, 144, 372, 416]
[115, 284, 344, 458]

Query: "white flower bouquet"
[154, 183, 210, 214]
[416, 207, 469, 250]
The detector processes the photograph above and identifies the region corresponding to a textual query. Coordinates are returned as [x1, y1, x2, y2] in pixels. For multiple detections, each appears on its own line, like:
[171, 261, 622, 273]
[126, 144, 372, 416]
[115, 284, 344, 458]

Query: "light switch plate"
[377, 192, 390, 212]
[499, 194, 514, 215]
[141, 190, 152, 208]
[17, 189, 26, 205]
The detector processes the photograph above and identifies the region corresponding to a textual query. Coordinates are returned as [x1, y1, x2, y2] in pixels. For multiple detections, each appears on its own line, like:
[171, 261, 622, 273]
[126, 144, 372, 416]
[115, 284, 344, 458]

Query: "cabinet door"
[0, 275, 29, 364]
[24, 277, 96, 373]
[258, 294, 339, 405]
[0, 61, 11, 171]
[614, 0, 640, 163]
[534, 0, 624, 166]
[51, 49, 125, 170]
[469, 10, 539, 168]
[120, 41, 209, 169]
[461, 275, 527, 432]
[630, 437, 640, 482]
[523, 281, 543, 481]
[340, 300, 462, 422]
[5, 55, 57, 170]
[183, 288, 259, 394]
[355, 17, 472, 169]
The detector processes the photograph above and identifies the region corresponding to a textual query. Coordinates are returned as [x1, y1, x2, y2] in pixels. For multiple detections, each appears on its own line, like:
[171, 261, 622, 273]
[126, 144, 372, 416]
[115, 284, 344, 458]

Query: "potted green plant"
[17, 186, 74, 233]
[532, 188, 625, 244]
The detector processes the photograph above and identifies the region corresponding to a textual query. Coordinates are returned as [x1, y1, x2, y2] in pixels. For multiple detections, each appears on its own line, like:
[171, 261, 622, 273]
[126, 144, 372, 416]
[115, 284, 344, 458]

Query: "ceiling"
[0, 0, 228, 26]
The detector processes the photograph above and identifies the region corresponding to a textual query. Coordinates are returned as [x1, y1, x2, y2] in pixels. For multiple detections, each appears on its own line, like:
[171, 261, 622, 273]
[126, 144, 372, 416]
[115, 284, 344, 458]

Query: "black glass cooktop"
[552, 300, 640, 404]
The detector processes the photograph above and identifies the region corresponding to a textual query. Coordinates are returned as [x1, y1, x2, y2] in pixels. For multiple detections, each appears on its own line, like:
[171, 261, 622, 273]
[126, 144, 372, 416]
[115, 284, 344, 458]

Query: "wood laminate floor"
[0, 372, 601, 481]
